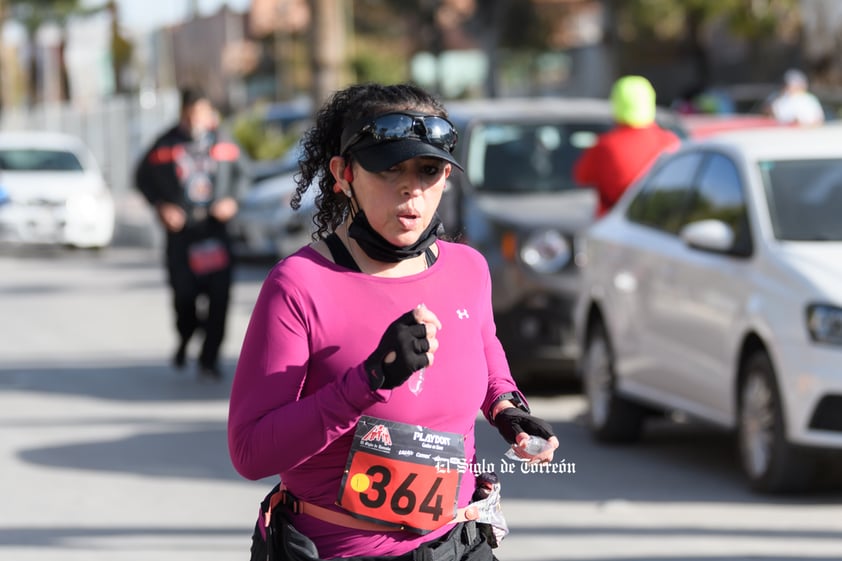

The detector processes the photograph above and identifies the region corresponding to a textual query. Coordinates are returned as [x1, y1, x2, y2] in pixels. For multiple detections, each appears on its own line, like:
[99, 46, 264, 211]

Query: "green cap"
[611, 75, 656, 127]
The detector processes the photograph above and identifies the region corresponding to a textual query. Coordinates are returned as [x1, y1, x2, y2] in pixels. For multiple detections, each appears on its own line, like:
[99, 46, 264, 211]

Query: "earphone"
[342, 164, 354, 197]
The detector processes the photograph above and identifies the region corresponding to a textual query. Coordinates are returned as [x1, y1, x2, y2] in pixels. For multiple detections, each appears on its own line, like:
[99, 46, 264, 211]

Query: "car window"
[0, 149, 84, 172]
[685, 153, 752, 255]
[465, 122, 611, 193]
[626, 152, 702, 233]
[760, 159, 842, 241]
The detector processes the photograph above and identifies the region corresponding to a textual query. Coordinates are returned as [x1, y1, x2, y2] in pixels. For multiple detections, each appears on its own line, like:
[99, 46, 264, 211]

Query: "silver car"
[229, 142, 316, 260]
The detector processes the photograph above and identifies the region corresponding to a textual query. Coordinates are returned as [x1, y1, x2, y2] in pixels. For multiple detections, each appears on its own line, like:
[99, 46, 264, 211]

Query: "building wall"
[167, 7, 248, 113]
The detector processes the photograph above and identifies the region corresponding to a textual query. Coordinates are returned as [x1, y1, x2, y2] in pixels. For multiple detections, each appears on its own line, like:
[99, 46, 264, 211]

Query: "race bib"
[337, 416, 464, 534]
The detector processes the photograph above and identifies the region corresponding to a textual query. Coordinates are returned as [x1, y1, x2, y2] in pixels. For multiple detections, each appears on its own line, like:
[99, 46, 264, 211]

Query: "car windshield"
[0, 149, 84, 172]
[760, 158, 842, 241]
[465, 122, 610, 193]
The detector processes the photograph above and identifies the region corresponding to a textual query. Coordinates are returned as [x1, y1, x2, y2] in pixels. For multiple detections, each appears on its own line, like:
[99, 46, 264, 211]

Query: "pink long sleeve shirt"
[228, 240, 522, 557]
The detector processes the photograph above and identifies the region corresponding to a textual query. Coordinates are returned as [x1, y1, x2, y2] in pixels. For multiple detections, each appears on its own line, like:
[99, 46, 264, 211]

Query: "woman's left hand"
[493, 408, 559, 463]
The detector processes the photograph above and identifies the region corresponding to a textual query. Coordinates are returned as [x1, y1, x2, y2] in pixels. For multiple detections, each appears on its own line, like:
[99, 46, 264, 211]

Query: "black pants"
[166, 227, 232, 370]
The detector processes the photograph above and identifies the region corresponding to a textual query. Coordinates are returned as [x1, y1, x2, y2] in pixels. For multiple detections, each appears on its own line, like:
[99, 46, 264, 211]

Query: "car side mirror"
[680, 219, 735, 253]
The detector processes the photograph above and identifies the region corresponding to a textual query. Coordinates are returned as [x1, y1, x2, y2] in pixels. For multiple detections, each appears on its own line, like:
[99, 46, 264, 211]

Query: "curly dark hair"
[291, 83, 449, 240]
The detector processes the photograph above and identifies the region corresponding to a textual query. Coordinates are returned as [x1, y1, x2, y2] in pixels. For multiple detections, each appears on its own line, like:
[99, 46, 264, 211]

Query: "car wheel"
[582, 320, 644, 442]
[737, 351, 815, 493]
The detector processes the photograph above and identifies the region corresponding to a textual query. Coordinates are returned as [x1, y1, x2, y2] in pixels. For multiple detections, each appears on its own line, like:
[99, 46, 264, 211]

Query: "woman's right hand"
[364, 304, 441, 390]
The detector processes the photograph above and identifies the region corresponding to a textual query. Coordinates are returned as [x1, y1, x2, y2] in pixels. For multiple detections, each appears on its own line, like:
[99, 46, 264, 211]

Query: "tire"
[737, 351, 815, 493]
[582, 320, 645, 442]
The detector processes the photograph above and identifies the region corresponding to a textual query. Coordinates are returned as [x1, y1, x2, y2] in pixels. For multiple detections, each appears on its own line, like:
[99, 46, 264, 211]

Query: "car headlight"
[66, 193, 100, 219]
[519, 229, 571, 274]
[806, 304, 842, 345]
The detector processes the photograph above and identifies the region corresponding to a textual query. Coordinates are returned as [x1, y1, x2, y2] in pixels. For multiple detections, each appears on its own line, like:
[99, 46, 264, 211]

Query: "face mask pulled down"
[347, 210, 443, 263]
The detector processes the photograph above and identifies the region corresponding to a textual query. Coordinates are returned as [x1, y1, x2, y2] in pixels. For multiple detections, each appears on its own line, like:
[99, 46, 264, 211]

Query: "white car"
[574, 125, 842, 493]
[0, 131, 114, 249]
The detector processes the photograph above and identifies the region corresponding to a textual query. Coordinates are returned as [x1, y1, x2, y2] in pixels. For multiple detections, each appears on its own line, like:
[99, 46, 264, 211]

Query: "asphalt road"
[2, 245, 842, 561]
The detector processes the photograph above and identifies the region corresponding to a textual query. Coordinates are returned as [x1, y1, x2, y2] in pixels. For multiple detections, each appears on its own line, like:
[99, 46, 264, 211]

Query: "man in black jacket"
[135, 88, 249, 381]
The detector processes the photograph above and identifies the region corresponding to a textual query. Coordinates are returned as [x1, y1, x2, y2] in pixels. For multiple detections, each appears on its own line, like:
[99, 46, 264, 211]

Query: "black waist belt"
[257, 483, 487, 561]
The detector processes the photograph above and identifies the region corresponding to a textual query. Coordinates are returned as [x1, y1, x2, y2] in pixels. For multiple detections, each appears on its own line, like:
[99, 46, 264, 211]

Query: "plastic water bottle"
[504, 435, 551, 461]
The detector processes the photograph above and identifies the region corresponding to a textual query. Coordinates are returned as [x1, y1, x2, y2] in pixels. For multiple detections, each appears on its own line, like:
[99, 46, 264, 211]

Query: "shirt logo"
[456, 309, 470, 320]
[408, 368, 425, 396]
[361, 424, 392, 446]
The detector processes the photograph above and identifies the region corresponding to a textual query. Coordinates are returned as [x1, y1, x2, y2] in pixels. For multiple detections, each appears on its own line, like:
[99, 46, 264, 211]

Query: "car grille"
[23, 199, 64, 208]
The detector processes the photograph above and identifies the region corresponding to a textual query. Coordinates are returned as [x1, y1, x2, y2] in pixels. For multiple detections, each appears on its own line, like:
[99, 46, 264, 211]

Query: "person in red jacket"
[574, 75, 680, 216]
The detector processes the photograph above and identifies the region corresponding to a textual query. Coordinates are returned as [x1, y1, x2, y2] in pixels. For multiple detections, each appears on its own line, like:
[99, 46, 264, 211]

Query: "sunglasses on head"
[341, 112, 458, 154]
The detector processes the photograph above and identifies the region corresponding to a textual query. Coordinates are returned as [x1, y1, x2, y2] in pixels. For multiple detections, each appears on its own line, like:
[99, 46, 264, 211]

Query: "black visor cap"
[350, 137, 463, 173]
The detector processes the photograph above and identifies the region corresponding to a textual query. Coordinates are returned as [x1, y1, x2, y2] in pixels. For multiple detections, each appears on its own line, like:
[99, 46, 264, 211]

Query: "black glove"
[493, 407, 555, 445]
[365, 310, 430, 390]
[471, 472, 499, 501]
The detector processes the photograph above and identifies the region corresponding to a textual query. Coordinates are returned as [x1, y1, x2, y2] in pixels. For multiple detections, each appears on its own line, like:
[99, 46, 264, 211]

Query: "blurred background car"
[440, 97, 683, 383]
[226, 97, 315, 261]
[574, 125, 842, 493]
[0, 131, 115, 249]
[229, 139, 316, 261]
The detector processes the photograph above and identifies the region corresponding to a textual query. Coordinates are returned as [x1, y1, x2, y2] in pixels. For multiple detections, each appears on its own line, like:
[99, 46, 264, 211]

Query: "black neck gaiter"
[348, 211, 443, 263]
